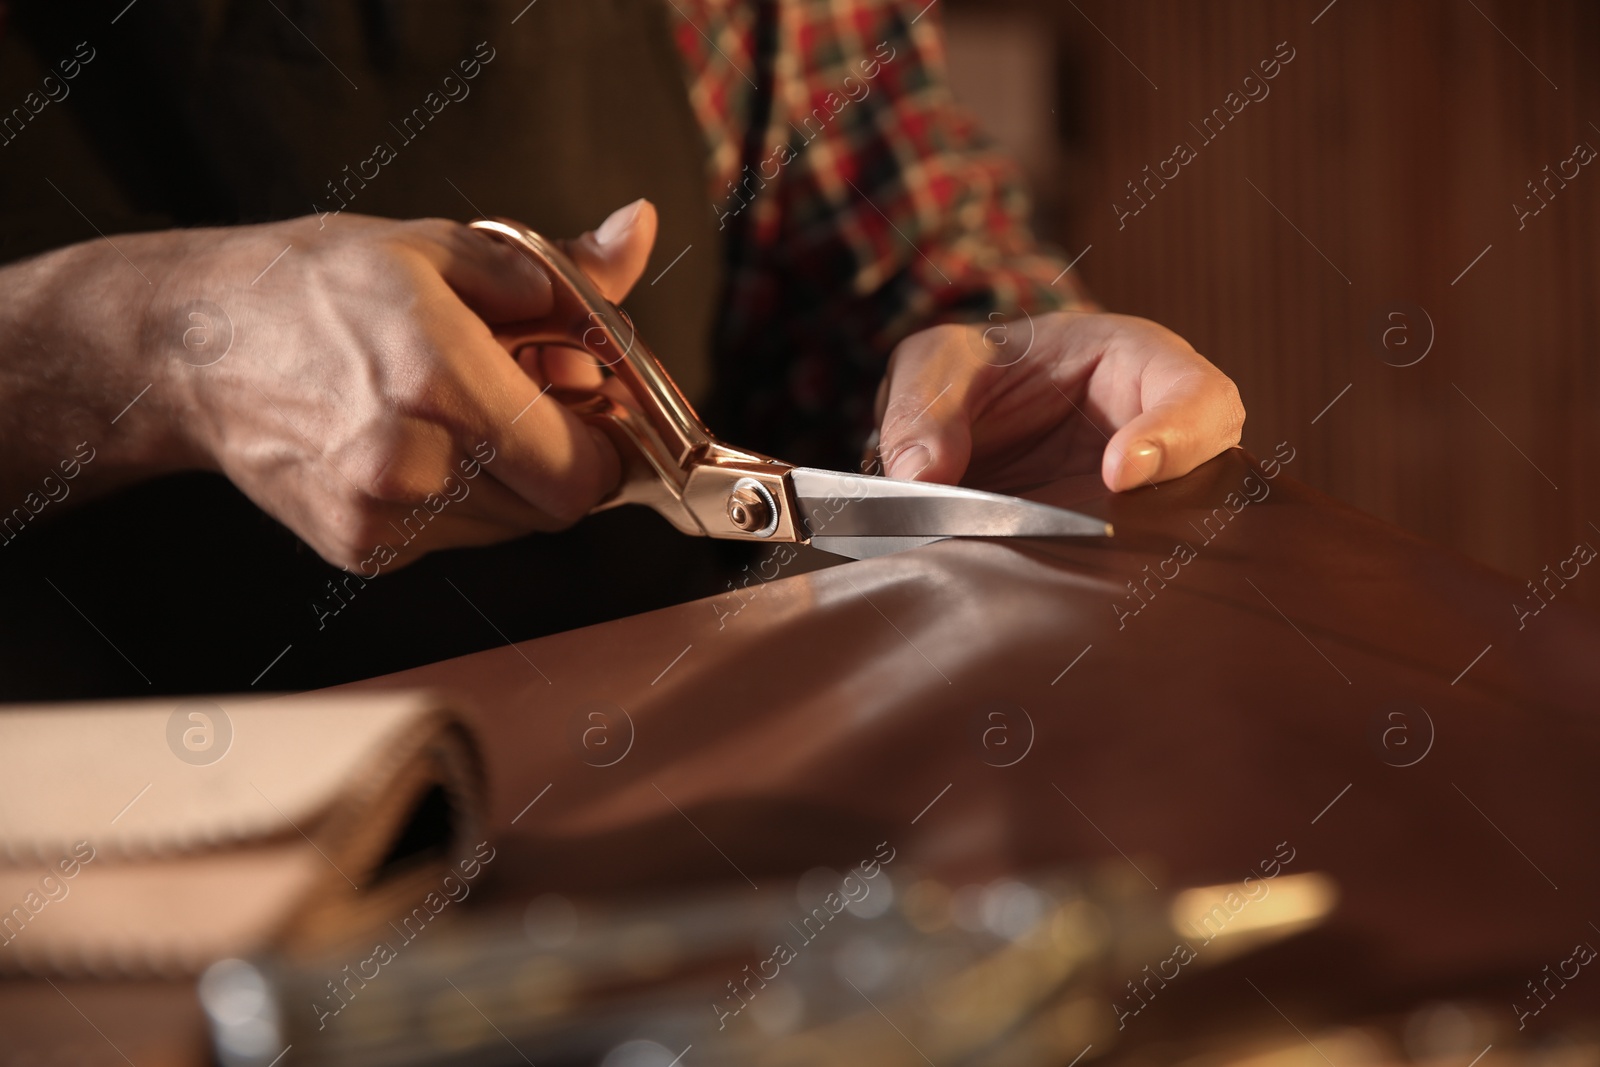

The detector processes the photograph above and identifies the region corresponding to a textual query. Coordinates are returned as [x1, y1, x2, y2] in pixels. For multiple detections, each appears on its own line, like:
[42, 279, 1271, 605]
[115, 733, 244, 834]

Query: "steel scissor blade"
[790, 467, 1112, 559]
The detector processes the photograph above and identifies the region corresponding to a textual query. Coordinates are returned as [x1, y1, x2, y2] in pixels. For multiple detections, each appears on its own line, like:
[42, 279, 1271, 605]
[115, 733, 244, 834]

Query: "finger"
[563, 198, 658, 302]
[402, 217, 556, 325]
[481, 200, 653, 512]
[336, 508, 534, 574]
[875, 325, 991, 483]
[414, 452, 579, 535]
[516, 346, 607, 392]
[389, 284, 622, 528]
[343, 413, 563, 535]
[1101, 361, 1245, 491]
[285, 464, 538, 573]
[471, 341, 622, 525]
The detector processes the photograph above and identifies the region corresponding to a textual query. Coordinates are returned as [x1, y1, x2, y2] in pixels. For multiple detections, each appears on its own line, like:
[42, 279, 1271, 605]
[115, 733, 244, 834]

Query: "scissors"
[470, 217, 1112, 559]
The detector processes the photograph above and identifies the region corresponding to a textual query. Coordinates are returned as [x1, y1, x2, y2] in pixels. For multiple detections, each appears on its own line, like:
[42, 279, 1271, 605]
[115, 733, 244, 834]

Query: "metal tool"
[201, 866, 1338, 1067]
[470, 218, 1112, 559]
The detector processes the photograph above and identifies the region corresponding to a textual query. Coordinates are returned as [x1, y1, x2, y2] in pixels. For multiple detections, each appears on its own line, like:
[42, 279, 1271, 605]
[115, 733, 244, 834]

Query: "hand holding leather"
[875, 310, 1246, 492]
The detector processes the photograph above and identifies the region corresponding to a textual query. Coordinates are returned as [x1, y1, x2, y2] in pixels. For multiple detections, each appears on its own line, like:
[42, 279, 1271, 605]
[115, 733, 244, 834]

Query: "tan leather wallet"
[0, 693, 482, 977]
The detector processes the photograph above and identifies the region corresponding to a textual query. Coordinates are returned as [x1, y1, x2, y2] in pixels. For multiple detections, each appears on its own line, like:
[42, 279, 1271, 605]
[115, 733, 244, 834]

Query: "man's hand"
[1, 200, 658, 570]
[874, 311, 1245, 492]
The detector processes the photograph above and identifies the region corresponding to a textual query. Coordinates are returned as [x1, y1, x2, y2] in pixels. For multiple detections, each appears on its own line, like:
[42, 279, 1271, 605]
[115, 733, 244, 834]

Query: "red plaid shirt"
[665, 0, 1092, 467]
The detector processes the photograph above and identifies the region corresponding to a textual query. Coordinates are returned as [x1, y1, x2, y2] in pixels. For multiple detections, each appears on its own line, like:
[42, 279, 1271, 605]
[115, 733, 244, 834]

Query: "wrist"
[1, 234, 208, 502]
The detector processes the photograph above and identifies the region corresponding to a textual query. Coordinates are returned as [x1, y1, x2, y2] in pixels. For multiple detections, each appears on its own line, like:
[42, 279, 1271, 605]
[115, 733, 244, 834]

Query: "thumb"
[565, 198, 658, 302]
[880, 407, 970, 483]
[1101, 369, 1245, 491]
[875, 332, 978, 484]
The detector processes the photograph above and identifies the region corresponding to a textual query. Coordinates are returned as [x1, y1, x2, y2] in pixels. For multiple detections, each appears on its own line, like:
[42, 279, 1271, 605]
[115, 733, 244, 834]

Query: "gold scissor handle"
[552, 388, 704, 536]
[469, 217, 710, 463]
[469, 217, 805, 543]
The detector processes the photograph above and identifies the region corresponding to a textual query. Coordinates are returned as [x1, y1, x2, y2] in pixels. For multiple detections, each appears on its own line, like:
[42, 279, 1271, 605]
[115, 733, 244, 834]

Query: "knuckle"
[401, 218, 484, 268]
[344, 512, 394, 561]
[362, 462, 421, 504]
[305, 231, 409, 290]
[370, 234, 432, 277]
[378, 349, 471, 428]
[1214, 375, 1247, 443]
[1222, 377, 1247, 432]
[406, 216, 469, 246]
[541, 441, 617, 528]
[320, 514, 381, 571]
[326, 544, 373, 573]
[387, 367, 452, 419]
[544, 475, 603, 528]
[348, 430, 410, 502]
[1129, 315, 1184, 350]
[358, 442, 446, 504]
[543, 499, 590, 529]
[319, 544, 367, 571]
[877, 392, 932, 443]
[891, 322, 956, 364]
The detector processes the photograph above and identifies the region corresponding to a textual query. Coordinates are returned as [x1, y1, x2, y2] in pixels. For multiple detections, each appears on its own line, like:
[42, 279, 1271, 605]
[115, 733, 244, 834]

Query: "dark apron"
[0, 0, 738, 699]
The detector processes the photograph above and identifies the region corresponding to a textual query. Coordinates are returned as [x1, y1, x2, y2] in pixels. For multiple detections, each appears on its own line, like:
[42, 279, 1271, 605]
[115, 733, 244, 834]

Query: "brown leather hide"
[344, 448, 1600, 1020]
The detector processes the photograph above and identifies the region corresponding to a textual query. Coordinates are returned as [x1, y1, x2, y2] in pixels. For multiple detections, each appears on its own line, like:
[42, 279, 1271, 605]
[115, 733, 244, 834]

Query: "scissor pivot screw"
[728, 487, 768, 531]
[727, 479, 778, 537]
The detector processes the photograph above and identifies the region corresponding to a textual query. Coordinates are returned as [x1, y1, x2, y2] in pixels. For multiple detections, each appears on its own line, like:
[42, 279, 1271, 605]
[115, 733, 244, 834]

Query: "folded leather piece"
[338, 448, 1600, 1016]
[0, 693, 483, 977]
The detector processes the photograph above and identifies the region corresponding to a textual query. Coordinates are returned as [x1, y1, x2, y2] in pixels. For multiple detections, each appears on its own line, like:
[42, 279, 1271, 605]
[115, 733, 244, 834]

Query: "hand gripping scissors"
[470, 217, 1112, 559]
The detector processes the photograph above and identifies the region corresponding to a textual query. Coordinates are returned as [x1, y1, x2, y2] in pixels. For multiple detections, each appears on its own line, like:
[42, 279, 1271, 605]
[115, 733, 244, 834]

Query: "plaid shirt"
[665, 0, 1092, 467]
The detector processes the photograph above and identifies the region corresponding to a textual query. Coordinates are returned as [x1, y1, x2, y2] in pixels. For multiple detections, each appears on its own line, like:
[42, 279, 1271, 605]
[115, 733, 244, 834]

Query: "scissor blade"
[790, 467, 1111, 559]
[807, 535, 950, 560]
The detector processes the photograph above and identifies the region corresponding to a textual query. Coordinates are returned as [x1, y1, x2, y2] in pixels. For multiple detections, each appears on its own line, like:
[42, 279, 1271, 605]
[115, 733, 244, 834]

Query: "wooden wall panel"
[948, 0, 1600, 612]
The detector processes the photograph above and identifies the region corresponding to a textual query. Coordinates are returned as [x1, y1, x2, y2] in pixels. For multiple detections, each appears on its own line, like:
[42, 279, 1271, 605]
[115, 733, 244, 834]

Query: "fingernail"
[596, 198, 645, 246]
[1124, 440, 1163, 487]
[887, 444, 931, 481]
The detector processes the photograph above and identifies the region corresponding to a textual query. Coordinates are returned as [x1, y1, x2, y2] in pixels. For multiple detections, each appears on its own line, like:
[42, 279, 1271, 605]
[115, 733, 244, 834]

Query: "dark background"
[945, 0, 1600, 612]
